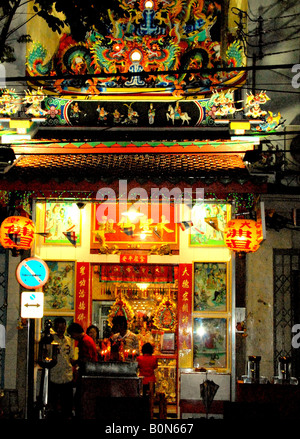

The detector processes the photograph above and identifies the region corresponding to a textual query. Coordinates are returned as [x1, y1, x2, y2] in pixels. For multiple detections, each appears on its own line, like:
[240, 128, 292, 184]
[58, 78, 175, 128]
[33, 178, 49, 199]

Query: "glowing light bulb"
[131, 50, 142, 62]
[145, 0, 153, 8]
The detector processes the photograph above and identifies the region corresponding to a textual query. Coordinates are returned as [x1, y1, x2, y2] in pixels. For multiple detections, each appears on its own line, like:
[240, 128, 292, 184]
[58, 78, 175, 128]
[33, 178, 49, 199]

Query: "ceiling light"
[122, 205, 144, 223]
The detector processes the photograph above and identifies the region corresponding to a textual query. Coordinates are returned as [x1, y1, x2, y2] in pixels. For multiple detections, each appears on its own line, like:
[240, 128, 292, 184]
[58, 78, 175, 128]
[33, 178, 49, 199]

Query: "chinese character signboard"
[120, 254, 148, 264]
[91, 203, 179, 252]
[178, 264, 193, 368]
[99, 264, 175, 283]
[75, 262, 90, 331]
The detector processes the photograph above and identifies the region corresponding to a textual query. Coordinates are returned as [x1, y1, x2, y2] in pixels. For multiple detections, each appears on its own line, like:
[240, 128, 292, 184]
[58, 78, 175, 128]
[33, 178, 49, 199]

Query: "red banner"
[75, 262, 90, 331]
[178, 264, 193, 351]
[99, 264, 176, 283]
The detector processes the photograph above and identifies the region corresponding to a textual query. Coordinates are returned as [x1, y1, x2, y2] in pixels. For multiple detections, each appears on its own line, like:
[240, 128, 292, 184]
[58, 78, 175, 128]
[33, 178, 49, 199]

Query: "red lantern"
[224, 219, 263, 253]
[0, 216, 35, 255]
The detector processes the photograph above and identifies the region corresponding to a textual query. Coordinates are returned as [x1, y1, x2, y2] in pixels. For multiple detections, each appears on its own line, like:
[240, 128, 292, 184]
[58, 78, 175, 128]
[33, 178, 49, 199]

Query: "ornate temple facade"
[0, 0, 299, 420]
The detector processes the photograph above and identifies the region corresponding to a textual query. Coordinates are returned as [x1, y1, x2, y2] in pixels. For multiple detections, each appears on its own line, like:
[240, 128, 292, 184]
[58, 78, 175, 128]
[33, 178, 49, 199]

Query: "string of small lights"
[0, 189, 256, 213]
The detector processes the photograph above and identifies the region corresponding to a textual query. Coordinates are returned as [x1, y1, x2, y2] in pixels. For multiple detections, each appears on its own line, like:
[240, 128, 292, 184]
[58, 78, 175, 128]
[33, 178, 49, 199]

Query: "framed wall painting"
[189, 203, 231, 247]
[193, 262, 228, 312]
[193, 317, 228, 370]
[44, 202, 81, 246]
[43, 261, 75, 313]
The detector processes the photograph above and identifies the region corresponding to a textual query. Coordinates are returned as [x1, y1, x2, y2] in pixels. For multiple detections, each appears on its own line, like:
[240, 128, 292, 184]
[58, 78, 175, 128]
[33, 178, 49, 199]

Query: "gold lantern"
[0, 216, 35, 255]
[224, 219, 263, 253]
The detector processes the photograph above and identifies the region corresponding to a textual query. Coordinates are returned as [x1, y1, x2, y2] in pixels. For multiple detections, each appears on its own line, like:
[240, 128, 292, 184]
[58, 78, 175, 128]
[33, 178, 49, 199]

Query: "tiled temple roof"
[0, 151, 267, 196]
[4, 152, 247, 181]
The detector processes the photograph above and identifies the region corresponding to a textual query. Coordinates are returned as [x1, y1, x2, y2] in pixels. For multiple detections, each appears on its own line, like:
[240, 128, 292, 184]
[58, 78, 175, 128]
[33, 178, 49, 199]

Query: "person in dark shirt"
[49, 317, 75, 419]
[67, 322, 98, 418]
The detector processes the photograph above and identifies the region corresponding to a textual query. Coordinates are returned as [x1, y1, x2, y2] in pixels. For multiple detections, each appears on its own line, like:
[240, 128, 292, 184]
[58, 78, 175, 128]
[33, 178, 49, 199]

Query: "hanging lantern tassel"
[224, 219, 263, 253]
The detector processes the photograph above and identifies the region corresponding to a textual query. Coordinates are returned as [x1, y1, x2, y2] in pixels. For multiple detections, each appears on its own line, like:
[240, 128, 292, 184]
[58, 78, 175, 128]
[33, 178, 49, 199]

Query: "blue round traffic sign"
[16, 257, 49, 289]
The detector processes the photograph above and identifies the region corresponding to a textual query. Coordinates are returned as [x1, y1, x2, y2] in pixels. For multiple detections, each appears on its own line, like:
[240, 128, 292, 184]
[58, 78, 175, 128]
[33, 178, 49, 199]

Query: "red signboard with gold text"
[91, 203, 179, 252]
[75, 262, 90, 331]
[178, 264, 193, 367]
[120, 254, 147, 264]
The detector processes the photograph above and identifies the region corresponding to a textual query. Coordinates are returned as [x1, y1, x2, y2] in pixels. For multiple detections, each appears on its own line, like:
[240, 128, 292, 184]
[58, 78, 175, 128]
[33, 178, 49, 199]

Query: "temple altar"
[78, 361, 146, 420]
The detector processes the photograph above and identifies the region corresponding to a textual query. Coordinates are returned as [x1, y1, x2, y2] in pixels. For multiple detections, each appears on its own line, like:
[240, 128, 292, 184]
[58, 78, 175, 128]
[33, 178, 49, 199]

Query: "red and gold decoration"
[75, 262, 91, 331]
[107, 295, 135, 328]
[99, 264, 176, 284]
[153, 295, 177, 332]
[224, 219, 263, 253]
[0, 216, 35, 254]
[120, 254, 147, 264]
[178, 264, 193, 367]
[91, 203, 178, 253]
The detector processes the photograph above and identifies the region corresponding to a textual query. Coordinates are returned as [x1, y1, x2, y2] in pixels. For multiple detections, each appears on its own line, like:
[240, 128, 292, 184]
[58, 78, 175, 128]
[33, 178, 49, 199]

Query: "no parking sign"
[16, 257, 49, 289]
